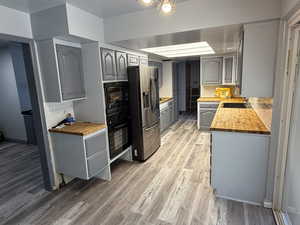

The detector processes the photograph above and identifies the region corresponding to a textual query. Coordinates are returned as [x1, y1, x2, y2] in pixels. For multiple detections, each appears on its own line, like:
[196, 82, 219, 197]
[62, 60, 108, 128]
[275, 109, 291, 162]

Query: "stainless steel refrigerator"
[128, 65, 161, 161]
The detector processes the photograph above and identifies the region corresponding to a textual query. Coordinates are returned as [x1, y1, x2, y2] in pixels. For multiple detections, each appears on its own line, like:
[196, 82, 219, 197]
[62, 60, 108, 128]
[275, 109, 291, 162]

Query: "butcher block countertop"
[49, 122, 106, 136]
[197, 97, 246, 102]
[210, 104, 270, 135]
[160, 97, 173, 104]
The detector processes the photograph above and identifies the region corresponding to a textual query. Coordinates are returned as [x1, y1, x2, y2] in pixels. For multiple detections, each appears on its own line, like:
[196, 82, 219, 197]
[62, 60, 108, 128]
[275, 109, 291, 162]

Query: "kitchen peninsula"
[210, 100, 271, 205]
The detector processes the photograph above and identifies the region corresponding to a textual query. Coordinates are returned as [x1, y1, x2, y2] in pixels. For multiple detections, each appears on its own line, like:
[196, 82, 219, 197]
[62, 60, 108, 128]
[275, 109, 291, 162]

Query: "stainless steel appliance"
[104, 82, 131, 159]
[198, 102, 218, 130]
[128, 65, 161, 161]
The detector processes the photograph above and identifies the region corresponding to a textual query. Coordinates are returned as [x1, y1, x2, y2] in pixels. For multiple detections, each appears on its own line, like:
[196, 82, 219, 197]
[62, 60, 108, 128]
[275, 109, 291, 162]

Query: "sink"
[222, 102, 250, 108]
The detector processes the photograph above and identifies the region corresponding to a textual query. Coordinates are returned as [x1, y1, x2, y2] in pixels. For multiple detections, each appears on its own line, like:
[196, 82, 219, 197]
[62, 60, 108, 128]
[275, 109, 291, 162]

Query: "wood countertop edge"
[210, 127, 271, 135]
[160, 97, 173, 104]
[197, 97, 246, 102]
[210, 103, 271, 135]
[49, 123, 107, 136]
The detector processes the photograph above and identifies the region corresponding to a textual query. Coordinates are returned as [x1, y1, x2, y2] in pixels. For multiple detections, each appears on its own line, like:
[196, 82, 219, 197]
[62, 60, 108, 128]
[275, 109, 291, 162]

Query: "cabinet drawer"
[85, 132, 107, 157]
[87, 151, 109, 177]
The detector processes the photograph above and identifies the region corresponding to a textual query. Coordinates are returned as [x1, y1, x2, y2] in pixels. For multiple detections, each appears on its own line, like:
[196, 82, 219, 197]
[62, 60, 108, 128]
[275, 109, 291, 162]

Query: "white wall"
[0, 5, 32, 39]
[104, 0, 281, 42]
[0, 47, 27, 141]
[241, 20, 279, 98]
[160, 61, 173, 97]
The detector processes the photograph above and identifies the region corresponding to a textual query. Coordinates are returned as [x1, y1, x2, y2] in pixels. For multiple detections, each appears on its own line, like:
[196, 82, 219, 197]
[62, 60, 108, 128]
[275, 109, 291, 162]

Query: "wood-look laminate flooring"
[0, 115, 276, 225]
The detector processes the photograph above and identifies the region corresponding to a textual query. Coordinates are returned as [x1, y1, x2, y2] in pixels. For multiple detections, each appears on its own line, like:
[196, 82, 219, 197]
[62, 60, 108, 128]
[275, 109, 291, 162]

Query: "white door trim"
[273, 9, 300, 211]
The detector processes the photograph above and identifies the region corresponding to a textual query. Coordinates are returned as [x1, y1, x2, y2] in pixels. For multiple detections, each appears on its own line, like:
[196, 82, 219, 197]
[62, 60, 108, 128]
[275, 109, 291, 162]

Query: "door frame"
[273, 9, 300, 220]
[0, 34, 56, 190]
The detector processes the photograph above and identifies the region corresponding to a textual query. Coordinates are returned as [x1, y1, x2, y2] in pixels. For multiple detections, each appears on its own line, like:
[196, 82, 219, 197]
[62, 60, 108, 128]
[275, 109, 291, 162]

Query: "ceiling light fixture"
[141, 42, 215, 58]
[138, 0, 154, 6]
[160, 0, 173, 14]
[138, 0, 176, 15]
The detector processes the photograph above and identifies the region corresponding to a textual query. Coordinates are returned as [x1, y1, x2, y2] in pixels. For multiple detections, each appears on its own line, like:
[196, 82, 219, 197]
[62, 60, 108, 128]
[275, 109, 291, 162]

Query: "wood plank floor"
[0, 115, 276, 225]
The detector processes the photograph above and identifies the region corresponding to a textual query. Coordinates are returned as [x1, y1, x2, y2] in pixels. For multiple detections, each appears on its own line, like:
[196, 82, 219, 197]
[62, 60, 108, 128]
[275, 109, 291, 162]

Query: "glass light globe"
[161, 1, 172, 13]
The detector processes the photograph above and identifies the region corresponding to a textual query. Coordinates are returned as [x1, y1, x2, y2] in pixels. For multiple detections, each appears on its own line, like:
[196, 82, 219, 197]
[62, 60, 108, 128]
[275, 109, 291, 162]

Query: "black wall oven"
[104, 82, 131, 159]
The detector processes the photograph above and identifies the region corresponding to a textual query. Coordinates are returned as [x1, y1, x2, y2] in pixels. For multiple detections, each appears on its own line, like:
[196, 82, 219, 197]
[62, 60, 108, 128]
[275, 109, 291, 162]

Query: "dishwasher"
[197, 102, 219, 130]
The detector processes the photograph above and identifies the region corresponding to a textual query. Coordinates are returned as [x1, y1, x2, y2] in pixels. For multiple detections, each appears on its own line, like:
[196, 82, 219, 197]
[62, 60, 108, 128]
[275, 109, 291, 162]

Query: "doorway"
[0, 40, 52, 195]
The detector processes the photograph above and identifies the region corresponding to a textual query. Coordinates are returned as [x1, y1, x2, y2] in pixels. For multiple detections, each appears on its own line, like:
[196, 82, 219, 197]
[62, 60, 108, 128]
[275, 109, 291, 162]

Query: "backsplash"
[44, 102, 74, 128]
[201, 85, 240, 97]
[248, 97, 273, 130]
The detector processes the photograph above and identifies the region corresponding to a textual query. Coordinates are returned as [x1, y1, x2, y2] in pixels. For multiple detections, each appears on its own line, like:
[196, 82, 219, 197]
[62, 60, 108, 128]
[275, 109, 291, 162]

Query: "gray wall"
[10, 44, 32, 111]
[0, 47, 27, 141]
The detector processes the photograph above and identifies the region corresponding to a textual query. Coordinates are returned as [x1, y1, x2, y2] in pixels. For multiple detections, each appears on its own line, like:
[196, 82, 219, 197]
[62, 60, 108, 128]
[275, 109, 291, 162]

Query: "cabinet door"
[201, 57, 223, 85]
[101, 48, 116, 81]
[116, 51, 128, 80]
[128, 54, 140, 66]
[168, 102, 174, 125]
[140, 57, 148, 66]
[56, 44, 85, 101]
[223, 56, 235, 84]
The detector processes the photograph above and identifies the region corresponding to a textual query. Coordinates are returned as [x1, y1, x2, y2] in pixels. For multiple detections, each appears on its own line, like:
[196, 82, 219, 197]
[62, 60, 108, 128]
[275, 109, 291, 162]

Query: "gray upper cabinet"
[140, 57, 148, 66]
[37, 39, 86, 103]
[128, 54, 140, 66]
[56, 45, 85, 101]
[201, 57, 223, 85]
[116, 51, 128, 80]
[101, 48, 116, 81]
[223, 56, 235, 85]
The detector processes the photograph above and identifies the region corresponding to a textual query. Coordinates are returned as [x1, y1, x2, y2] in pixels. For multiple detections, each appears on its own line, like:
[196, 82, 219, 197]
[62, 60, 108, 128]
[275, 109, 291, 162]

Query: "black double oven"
[104, 82, 131, 159]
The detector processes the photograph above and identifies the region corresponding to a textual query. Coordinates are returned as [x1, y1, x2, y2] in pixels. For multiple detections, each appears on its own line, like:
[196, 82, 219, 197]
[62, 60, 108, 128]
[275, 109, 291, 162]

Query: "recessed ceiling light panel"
[141, 42, 215, 58]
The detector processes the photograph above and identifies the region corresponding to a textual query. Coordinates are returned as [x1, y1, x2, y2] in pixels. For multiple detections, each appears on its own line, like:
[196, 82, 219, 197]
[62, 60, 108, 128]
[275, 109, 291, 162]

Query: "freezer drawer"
[143, 123, 161, 160]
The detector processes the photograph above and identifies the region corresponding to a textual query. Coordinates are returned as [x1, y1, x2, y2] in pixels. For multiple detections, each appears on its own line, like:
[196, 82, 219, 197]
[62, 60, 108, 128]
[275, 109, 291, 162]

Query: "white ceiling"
[0, 0, 190, 18]
[113, 24, 242, 58]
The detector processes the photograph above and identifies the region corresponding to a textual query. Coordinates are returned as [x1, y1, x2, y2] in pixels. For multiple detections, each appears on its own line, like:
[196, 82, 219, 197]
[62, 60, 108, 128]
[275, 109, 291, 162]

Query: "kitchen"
[0, 0, 298, 225]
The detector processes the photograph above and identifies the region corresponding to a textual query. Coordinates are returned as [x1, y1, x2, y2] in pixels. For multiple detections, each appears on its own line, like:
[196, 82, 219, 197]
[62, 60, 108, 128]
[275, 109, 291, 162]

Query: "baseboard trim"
[215, 194, 262, 206]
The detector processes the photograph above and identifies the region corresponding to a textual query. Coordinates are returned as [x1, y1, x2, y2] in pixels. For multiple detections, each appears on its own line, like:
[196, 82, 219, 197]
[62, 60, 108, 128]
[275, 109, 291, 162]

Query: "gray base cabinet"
[51, 129, 110, 180]
[211, 131, 270, 205]
[160, 100, 176, 132]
